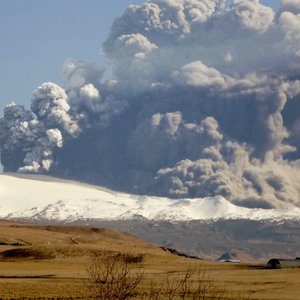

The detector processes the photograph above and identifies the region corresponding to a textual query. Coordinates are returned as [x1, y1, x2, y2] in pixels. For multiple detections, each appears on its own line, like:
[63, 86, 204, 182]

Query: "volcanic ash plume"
[1, 0, 300, 208]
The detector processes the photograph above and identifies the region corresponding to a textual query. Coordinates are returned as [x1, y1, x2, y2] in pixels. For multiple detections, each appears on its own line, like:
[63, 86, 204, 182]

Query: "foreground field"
[0, 220, 299, 299]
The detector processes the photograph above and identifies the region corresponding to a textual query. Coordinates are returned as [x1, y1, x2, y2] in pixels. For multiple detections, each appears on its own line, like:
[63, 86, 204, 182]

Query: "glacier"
[0, 174, 300, 222]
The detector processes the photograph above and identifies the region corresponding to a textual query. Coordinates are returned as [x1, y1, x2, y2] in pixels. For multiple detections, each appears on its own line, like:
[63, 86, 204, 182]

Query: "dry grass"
[0, 220, 299, 299]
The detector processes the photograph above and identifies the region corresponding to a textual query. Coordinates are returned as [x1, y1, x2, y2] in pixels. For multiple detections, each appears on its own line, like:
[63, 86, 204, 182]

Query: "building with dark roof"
[267, 258, 300, 269]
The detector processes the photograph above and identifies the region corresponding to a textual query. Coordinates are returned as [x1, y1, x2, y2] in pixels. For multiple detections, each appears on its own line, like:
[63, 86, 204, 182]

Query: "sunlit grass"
[0, 220, 299, 299]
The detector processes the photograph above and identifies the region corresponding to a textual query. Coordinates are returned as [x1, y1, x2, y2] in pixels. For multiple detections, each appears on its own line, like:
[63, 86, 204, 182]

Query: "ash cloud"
[1, 0, 300, 208]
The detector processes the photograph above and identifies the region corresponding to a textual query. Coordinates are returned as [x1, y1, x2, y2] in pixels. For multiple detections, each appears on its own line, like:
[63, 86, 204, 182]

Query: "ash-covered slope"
[1, 174, 299, 222]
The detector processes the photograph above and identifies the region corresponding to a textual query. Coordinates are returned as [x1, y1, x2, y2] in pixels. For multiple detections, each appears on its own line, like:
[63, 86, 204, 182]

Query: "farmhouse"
[217, 252, 241, 263]
[267, 258, 300, 269]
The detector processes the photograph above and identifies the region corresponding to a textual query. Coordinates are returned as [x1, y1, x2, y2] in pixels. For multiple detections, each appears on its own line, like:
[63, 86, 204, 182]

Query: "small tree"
[147, 265, 227, 300]
[86, 251, 144, 300]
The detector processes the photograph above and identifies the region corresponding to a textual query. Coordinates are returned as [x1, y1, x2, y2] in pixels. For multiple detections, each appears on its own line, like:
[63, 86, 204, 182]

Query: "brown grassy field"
[0, 220, 299, 299]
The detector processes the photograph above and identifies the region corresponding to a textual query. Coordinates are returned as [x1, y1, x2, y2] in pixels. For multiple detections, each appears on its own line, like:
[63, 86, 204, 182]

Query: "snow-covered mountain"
[1, 174, 300, 222]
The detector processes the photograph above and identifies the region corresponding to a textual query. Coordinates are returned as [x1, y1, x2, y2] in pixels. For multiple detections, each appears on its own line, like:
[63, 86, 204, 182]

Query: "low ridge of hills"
[0, 219, 163, 258]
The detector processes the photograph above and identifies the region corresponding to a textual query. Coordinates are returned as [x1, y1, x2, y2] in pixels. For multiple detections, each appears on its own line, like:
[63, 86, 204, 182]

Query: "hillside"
[0, 220, 300, 299]
[88, 219, 300, 261]
[0, 219, 163, 257]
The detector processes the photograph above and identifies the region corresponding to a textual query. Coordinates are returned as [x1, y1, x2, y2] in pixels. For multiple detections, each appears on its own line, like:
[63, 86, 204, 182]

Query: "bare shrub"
[86, 251, 144, 299]
[146, 280, 163, 300]
[121, 253, 145, 264]
[84, 253, 251, 300]
[162, 265, 226, 300]
[144, 264, 251, 300]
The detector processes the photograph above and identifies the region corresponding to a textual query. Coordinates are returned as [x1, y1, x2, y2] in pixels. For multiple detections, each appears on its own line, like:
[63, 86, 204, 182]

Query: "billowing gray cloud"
[19, 128, 64, 173]
[62, 58, 105, 90]
[1, 0, 300, 208]
[219, 0, 274, 33]
[31, 82, 79, 136]
[128, 112, 223, 171]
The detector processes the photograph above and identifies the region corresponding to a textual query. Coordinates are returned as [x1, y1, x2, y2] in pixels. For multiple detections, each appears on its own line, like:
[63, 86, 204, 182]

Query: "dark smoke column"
[1, 0, 300, 209]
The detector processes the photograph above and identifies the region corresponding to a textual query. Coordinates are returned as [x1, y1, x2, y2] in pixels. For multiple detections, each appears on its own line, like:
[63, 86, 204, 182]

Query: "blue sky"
[0, 0, 281, 116]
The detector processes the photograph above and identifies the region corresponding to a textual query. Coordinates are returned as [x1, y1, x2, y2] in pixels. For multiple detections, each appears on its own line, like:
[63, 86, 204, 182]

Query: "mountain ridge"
[1, 173, 300, 222]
